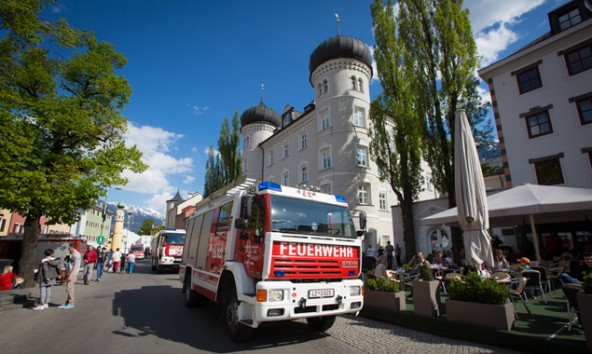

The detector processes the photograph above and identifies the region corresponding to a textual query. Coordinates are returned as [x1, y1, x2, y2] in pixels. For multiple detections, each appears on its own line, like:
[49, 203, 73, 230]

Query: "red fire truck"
[130, 244, 145, 261]
[179, 178, 366, 342]
[151, 229, 186, 273]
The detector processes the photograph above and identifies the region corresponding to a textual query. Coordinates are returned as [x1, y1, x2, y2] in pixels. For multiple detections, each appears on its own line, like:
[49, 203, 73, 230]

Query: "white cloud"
[183, 175, 196, 184]
[144, 192, 173, 213]
[190, 104, 210, 116]
[465, 0, 546, 65]
[123, 122, 193, 195]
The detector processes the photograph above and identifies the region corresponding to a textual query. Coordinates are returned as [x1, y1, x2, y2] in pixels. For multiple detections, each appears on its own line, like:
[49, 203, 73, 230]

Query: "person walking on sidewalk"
[112, 248, 122, 273]
[126, 253, 136, 274]
[96, 247, 108, 281]
[82, 245, 97, 285]
[59, 243, 81, 309]
[32, 249, 61, 310]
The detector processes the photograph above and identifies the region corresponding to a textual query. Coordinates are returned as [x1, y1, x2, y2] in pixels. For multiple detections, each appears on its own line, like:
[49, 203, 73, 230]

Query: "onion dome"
[240, 100, 280, 128]
[309, 36, 373, 83]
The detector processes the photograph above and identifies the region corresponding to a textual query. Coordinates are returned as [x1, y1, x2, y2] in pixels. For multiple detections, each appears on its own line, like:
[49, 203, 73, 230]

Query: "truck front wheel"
[306, 315, 336, 332]
[184, 278, 199, 307]
[223, 281, 254, 342]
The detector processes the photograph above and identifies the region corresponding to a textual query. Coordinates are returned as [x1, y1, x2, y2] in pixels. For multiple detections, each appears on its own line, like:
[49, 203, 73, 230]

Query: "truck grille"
[271, 258, 343, 279]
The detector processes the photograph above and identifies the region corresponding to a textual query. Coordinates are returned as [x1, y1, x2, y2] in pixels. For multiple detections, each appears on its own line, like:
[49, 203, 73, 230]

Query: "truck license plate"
[308, 289, 334, 299]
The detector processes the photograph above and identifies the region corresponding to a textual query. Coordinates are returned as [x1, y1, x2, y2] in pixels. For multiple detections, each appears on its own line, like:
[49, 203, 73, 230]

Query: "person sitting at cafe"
[432, 251, 445, 266]
[518, 257, 532, 271]
[374, 255, 389, 280]
[408, 252, 430, 273]
[493, 249, 510, 271]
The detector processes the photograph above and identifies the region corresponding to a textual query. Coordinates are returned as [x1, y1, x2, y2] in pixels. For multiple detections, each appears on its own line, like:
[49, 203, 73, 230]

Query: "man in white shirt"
[59, 243, 81, 309]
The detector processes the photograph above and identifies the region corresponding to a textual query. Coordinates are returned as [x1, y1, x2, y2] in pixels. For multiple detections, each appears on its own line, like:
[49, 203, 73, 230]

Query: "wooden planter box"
[577, 292, 592, 348]
[412, 279, 441, 317]
[364, 290, 406, 311]
[446, 299, 514, 331]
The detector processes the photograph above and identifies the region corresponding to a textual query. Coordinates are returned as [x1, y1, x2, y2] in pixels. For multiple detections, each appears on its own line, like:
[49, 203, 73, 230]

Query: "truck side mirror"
[240, 195, 253, 219]
[359, 211, 367, 231]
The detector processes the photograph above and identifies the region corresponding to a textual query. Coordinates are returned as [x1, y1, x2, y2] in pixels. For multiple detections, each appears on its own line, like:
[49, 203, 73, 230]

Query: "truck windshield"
[164, 233, 185, 245]
[269, 195, 356, 238]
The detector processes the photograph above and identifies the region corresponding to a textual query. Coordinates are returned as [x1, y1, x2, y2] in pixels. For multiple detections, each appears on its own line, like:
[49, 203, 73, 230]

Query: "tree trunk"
[18, 215, 42, 288]
[401, 198, 416, 263]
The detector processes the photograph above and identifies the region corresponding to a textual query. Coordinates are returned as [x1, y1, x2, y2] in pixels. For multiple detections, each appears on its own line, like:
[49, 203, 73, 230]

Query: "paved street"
[0, 262, 522, 354]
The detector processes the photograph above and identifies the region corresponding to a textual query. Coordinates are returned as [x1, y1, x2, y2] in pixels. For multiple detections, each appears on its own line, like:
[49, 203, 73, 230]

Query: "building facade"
[240, 35, 439, 250]
[478, 0, 592, 190]
[477, 0, 592, 257]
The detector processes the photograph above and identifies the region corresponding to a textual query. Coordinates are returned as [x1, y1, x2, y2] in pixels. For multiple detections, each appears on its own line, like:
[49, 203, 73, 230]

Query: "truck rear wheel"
[306, 315, 336, 332]
[223, 281, 254, 342]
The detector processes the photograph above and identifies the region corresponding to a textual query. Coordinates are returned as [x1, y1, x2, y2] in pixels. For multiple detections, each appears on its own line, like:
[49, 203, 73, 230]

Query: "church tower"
[240, 99, 280, 181]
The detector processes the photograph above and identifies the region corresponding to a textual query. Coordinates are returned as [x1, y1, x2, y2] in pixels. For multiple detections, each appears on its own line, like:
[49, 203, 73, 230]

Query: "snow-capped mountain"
[106, 203, 165, 234]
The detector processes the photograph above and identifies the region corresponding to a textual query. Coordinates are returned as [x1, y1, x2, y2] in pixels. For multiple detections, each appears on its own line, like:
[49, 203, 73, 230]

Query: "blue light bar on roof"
[335, 195, 347, 203]
[259, 181, 282, 192]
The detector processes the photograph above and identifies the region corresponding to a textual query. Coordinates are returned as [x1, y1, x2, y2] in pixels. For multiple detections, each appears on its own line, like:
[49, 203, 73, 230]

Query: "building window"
[283, 114, 290, 127]
[0, 218, 5, 232]
[358, 78, 364, 93]
[357, 185, 370, 205]
[354, 107, 365, 127]
[284, 144, 289, 158]
[320, 183, 332, 194]
[534, 157, 564, 185]
[243, 157, 248, 172]
[320, 148, 332, 169]
[300, 133, 308, 150]
[577, 97, 592, 126]
[558, 8, 581, 31]
[244, 136, 250, 149]
[282, 172, 289, 186]
[525, 111, 553, 138]
[356, 147, 368, 167]
[378, 192, 387, 211]
[565, 43, 592, 76]
[323, 79, 328, 94]
[516, 66, 542, 94]
[300, 165, 308, 183]
[350, 76, 357, 90]
[269, 150, 275, 166]
[320, 110, 330, 131]
[317, 83, 322, 97]
[426, 173, 433, 191]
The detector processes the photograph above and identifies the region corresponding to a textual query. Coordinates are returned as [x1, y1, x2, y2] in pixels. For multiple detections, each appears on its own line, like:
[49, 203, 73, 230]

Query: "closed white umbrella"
[455, 109, 494, 268]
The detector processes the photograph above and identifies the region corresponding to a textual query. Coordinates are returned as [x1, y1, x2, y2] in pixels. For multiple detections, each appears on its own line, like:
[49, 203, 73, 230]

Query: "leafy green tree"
[138, 219, 162, 236]
[0, 0, 147, 286]
[203, 146, 223, 197]
[370, 0, 424, 260]
[203, 110, 242, 197]
[396, 0, 493, 253]
[218, 110, 242, 184]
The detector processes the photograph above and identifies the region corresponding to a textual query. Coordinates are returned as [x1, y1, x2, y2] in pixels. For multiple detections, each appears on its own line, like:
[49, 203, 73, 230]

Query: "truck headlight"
[268, 289, 284, 302]
[349, 286, 362, 296]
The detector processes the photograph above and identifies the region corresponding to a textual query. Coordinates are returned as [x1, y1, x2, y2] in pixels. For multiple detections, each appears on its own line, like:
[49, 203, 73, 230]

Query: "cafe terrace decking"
[361, 286, 588, 354]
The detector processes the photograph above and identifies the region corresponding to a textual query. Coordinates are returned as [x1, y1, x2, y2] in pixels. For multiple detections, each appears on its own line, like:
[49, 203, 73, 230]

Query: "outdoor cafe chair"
[531, 266, 552, 293]
[509, 277, 531, 319]
[562, 283, 583, 331]
[522, 270, 547, 303]
[491, 272, 511, 282]
[547, 266, 565, 290]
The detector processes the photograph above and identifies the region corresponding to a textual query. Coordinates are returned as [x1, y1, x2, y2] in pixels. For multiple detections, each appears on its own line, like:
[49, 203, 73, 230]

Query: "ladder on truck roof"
[193, 176, 258, 211]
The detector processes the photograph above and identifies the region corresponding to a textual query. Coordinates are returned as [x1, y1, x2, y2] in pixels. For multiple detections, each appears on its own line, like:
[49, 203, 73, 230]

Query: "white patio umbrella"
[454, 109, 494, 268]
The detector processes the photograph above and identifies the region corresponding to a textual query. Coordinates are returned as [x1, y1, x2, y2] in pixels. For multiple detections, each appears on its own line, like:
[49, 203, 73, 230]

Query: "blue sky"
[43, 0, 569, 215]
